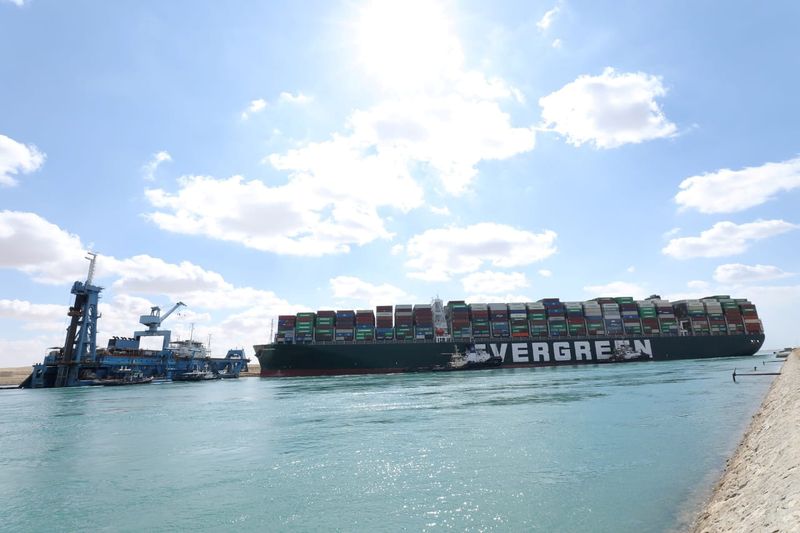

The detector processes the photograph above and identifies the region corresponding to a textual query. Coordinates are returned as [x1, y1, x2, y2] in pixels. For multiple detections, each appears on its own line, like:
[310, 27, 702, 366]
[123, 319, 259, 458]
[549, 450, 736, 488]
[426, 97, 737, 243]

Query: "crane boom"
[160, 301, 186, 324]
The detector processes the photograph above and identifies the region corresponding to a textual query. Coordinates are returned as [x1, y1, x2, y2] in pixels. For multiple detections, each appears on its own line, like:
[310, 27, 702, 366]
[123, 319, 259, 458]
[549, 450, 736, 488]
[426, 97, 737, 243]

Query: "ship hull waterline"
[255, 333, 765, 377]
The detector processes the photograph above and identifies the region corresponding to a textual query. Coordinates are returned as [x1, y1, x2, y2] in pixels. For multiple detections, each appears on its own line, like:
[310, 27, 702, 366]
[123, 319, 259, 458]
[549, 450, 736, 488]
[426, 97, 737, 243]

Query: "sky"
[1, 0, 799, 366]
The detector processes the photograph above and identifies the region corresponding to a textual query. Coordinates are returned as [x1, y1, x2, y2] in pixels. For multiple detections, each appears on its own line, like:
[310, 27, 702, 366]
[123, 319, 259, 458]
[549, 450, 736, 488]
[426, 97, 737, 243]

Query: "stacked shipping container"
[489, 303, 510, 338]
[355, 309, 375, 341]
[395, 305, 413, 340]
[446, 301, 472, 339]
[564, 302, 587, 336]
[541, 298, 567, 337]
[413, 304, 434, 340]
[617, 297, 642, 335]
[509, 303, 529, 338]
[674, 300, 710, 335]
[527, 302, 548, 336]
[582, 301, 604, 335]
[637, 301, 659, 335]
[654, 300, 679, 335]
[335, 310, 355, 341]
[273, 296, 762, 343]
[315, 310, 335, 341]
[295, 312, 315, 342]
[376, 305, 393, 340]
[276, 315, 296, 343]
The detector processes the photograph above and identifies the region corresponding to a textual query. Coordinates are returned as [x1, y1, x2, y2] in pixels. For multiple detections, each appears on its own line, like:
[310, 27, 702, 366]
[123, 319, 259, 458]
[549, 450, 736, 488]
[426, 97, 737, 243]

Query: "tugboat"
[173, 366, 220, 381]
[607, 344, 652, 362]
[445, 344, 503, 371]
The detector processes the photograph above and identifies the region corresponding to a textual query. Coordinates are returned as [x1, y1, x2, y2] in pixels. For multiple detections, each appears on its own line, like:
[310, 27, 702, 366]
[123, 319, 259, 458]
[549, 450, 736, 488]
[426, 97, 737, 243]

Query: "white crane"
[139, 301, 186, 332]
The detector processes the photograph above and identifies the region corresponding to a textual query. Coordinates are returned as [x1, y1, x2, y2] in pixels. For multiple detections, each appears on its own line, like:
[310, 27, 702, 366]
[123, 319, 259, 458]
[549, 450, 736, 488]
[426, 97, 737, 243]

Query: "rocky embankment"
[693, 350, 800, 532]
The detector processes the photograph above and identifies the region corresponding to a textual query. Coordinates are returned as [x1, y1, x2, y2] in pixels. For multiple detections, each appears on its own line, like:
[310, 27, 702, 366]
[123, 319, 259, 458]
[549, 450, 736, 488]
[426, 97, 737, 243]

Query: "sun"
[354, 0, 463, 90]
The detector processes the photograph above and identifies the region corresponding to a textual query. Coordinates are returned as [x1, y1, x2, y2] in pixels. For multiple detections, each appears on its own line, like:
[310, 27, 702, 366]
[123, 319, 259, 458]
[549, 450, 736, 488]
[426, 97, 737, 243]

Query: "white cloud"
[278, 91, 312, 104]
[107, 254, 228, 296]
[0, 337, 57, 368]
[142, 150, 172, 181]
[241, 98, 267, 120]
[663, 227, 681, 239]
[551, 38, 563, 49]
[330, 276, 412, 306]
[461, 271, 529, 294]
[583, 281, 648, 299]
[429, 205, 451, 216]
[390, 244, 404, 256]
[539, 67, 677, 149]
[464, 293, 532, 304]
[687, 280, 711, 291]
[146, 171, 405, 256]
[0, 210, 88, 283]
[404, 223, 557, 281]
[626, 265, 636, 273]
[538, 269, 553, 277]
[0, 134, 45, 187]
[0, 299, 66, 331]
[713, 263, 794, 284]
[268, 138, 425, 211]
[675, 156, 800, 214]
[2, 0, 27, 7]
[662, 220, 798, 259]
[268, 88, 535, 200]
[537, 4, 560, 31]
[107, 254, 296, 311]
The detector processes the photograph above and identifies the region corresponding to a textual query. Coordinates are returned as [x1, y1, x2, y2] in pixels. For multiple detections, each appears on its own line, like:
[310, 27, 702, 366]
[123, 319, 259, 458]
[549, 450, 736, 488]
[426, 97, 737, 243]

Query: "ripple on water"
[0, 354, 776, 532]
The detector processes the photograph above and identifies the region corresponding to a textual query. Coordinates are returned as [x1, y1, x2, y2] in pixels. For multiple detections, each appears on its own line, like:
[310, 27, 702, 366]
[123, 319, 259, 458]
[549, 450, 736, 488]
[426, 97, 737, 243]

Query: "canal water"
[0, 354, 777, 532]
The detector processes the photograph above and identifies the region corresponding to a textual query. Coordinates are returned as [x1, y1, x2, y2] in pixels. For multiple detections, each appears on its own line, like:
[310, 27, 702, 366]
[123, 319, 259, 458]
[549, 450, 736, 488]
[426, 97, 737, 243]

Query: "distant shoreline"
[692, 349, 799, 531]
[0, 365, 262, 386]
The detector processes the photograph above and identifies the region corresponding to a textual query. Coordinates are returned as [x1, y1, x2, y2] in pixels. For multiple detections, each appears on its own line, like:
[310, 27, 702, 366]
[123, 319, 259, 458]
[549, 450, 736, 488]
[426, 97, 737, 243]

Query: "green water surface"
[0, 354, 777, 532]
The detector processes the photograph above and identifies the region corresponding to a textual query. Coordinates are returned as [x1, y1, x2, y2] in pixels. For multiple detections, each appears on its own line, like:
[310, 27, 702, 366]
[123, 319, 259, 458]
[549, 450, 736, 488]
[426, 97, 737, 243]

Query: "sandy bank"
[0, 367, 32, 386]
[241, 364, 261, 377]
[693, 350, 800, 532]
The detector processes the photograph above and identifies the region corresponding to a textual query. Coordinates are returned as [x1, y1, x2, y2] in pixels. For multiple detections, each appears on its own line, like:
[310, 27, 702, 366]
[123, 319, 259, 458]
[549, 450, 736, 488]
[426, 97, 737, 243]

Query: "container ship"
[254, 295, 765, 377]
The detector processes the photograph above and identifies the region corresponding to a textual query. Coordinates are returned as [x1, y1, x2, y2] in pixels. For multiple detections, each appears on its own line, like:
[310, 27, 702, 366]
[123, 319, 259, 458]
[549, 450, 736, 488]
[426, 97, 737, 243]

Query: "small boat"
[173, 369, 220, 381]
[92, 370, 153, 386]
[101, 376, 154, 386]
[607, 344, 653, 362]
